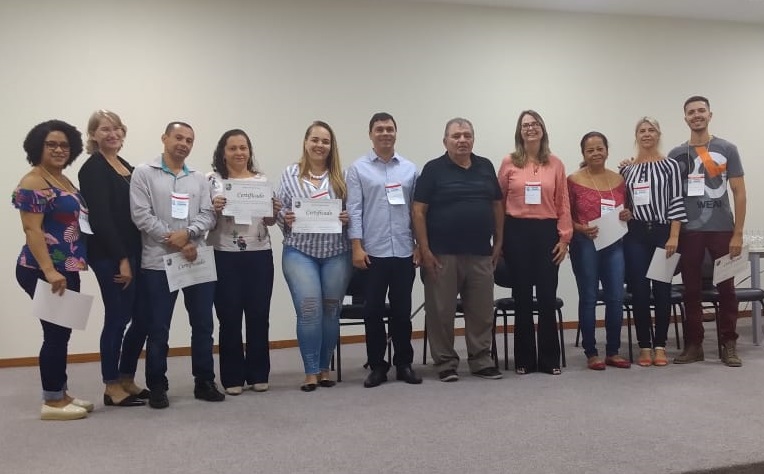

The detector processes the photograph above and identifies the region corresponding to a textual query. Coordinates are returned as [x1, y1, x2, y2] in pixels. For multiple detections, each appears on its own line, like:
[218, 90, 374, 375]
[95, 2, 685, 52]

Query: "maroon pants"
[679, 231, 739, 345]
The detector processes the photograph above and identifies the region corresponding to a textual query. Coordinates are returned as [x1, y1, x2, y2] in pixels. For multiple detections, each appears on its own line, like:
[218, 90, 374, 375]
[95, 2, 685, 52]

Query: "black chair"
[493, 258, 567, 371]
[333, 269, 391, 382]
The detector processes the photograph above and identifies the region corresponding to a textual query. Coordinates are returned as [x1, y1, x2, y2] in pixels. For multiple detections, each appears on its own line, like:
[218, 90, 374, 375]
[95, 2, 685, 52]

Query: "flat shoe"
[653, 348, 668, 367]
[41, 403, 87, 421]
[515, 367, 527, 375]
[134, 389, 151, 400]
[587, 356, 606, 371]
[103, 394, 145, 407]
[300, 383, 317, 392]
[252, 383, 269, 392]
[225, 386, 243, 396]
[605, 355, 631, 369]
[318, 379, 336, 388]
[71, 398, 95, 413]
[638, 349, 653, 367]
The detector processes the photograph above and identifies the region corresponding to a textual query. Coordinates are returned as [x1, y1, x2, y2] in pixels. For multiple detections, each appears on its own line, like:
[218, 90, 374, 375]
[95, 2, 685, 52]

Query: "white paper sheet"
[222, 180, 273, 224]
[713, 246, 750, 285]
[292, 198, 342, 234]
[32, 280, 94, 330]
[163, 245, 218, 292]
[590, 205, 628, 251]
[645, 248, 681, 283]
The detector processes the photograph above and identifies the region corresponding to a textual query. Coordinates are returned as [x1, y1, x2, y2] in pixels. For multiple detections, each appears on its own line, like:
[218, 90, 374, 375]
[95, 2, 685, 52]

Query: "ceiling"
[402, 0, 764, 25]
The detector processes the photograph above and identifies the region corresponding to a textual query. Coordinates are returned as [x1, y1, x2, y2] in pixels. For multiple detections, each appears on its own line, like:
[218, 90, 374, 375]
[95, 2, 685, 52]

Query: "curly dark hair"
[211, 129, 256, 179]
[23, 119, 83, 167]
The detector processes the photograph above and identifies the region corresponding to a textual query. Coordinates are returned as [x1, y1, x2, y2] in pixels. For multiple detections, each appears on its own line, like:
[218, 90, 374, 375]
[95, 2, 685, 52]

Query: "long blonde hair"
[510, 109, 551, 168]
[299, 120, 346, 200]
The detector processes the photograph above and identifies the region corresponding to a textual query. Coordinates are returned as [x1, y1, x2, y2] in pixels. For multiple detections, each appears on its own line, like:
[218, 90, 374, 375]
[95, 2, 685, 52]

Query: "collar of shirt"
[369, 149, 400, 164]
[149, 154, 191, 176]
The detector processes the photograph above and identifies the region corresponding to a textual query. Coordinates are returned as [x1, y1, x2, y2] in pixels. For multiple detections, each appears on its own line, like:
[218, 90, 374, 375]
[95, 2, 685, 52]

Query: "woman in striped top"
[276, 121, 352, 392]
[621, 117, 686, 367]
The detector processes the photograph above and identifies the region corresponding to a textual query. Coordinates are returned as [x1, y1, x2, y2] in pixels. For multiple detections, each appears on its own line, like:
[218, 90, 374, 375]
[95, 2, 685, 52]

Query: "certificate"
[591, 205, 628, 251]
[32, 281, 94, 330]
[713, 246, 750, 285]
[646, 248, 681, 283]
[163, 245, 218, 292]
[222, 180, 273, 224]
[292, 198, 342, 234]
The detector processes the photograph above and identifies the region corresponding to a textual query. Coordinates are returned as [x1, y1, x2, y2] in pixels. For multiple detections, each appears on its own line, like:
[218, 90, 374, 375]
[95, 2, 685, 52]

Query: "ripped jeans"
[282, 246, 352, 375]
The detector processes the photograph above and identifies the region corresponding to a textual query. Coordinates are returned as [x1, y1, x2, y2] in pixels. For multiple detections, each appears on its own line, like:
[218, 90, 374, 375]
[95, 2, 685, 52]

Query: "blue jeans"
[214, 249, 274, 388]
[91, 255, 148, 383]
[569, 234, 625, 358]
[281, 246, 352, 375]
[16, 265, 80, 401]
[141, 269, 216, 390]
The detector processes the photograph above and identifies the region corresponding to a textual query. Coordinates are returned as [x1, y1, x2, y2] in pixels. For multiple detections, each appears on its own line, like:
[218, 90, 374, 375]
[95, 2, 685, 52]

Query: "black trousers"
[503, 216, 561, 373]
[363, 256, 415, 371]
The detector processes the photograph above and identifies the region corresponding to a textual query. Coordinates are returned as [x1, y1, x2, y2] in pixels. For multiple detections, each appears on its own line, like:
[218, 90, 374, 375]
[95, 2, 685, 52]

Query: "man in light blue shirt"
[346, 112, 421, 387]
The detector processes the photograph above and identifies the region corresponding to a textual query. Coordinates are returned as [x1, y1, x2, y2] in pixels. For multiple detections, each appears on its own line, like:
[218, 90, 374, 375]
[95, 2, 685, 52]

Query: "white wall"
[1, 0, 762, 359]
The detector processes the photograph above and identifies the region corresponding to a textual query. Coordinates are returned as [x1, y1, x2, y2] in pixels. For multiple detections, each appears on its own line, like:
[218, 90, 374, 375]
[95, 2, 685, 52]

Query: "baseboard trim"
[0, 311, 750, 368]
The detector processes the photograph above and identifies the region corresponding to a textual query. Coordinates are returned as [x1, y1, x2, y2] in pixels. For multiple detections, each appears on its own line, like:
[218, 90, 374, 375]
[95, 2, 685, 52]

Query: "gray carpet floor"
[1, 320, 763, 474]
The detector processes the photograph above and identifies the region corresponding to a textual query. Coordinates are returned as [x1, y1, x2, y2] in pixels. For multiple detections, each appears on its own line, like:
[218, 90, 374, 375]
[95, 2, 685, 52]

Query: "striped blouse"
[620, 158, 687, 224]
[275, 163, 349, 258]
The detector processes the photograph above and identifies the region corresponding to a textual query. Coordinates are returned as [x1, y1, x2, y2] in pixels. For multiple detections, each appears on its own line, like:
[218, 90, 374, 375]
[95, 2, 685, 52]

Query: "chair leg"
[626, 305, 634, 363]
[504, 312, 510, 371]
[672, 304, 682, 350]
[575, 322, 581, 347]
[422, 323, 428, 365]
[491, 314, 499, 369]
[715, 305, 722, 359]
[557, 308, 566, 368]
[336, 338, 343, 383]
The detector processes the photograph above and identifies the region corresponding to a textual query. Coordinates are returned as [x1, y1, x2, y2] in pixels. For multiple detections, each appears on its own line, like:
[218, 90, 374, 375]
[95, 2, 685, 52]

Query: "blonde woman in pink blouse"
[498, 110, 572, 375]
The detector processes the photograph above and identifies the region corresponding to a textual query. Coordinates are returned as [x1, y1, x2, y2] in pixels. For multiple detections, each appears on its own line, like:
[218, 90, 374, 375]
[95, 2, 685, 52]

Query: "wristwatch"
[186, 227, 197, 240]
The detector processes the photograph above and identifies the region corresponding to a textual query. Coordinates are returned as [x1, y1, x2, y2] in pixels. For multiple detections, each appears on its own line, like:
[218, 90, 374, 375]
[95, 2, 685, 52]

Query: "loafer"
[318, 379, 336, 388]
[363, 369, 388, 388]
[224, 386, 243, 396]
[134, 389, 151, 400]
[194, 381, 226, 402]
[41, 403, 88, 421]
[396, 365, 423, 384]
[252, 383, 269, 392]
[70, 398, 95, 412]
[300, 383, 317, 392]
[104, 394, 146, 407]
[148, 389, 169, 409]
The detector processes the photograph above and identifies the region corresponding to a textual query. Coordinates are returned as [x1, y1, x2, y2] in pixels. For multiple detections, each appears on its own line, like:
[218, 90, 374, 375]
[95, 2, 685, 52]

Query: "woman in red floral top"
[12, 119, 91, 421]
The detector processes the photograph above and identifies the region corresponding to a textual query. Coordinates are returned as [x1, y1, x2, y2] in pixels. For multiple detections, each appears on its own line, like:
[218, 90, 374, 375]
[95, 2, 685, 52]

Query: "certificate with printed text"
[222, 180, 273, 224]
[163, 245, 218, 292]
[292, 198, 342, 234]
[713, 246, 749, 285]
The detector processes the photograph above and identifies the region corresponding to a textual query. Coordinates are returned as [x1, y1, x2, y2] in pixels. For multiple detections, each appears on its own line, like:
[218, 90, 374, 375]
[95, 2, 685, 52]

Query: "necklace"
[308, 169, 328, 180]
[39, 167, 75, 193]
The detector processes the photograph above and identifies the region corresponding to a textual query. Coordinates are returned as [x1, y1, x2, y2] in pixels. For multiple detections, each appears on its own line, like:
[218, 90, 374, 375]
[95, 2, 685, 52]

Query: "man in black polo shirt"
[412, 117, 504, 382]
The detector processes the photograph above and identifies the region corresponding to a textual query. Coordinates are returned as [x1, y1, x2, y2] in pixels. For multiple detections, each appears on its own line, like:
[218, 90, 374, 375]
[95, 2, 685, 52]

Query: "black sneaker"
[472, 366, 503, 379]
[148, 389, 169, 409]
[438, 369, 459, 382]
[194, 381, 226, 402]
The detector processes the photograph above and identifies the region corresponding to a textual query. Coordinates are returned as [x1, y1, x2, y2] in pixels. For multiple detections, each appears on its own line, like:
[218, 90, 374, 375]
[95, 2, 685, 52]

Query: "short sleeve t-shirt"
[668, 136, 743, 232]
[414, 153, 502, 256]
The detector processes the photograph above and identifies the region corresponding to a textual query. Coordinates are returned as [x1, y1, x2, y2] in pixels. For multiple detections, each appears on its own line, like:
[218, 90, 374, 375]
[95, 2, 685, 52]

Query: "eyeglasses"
[521, 122, 541, 130]
[44, 141, 71, 151]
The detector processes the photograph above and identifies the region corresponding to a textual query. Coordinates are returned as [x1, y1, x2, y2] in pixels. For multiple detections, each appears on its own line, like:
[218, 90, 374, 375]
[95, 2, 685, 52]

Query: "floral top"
[12, 187, 88, 272]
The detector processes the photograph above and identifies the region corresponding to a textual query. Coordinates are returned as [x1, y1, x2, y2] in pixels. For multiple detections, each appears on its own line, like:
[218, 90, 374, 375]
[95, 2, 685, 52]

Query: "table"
[750, 249, 764, 345]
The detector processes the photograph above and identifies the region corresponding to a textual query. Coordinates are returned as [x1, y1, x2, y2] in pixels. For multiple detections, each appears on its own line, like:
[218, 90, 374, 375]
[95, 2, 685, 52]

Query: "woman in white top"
[208, 129, 279, 395]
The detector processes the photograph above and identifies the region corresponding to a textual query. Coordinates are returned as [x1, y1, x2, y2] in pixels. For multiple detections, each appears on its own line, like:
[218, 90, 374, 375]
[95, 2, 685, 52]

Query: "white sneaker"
[252, 383, 269, 392]
[224, 386, 243, 396]
[41, 403, 88, 421]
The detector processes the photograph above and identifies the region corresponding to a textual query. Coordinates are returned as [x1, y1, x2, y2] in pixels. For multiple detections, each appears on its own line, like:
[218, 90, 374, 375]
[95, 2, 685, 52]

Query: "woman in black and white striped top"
[621, 117, 687, 367]
[276, 121, 352, 392]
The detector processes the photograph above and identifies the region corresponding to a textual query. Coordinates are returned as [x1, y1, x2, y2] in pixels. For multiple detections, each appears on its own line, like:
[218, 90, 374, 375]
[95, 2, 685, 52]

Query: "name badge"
[385, 183, 405, 205]
[687, 173, 705, 197]
[600, 198, 616, 215]
[78, 206, 94, 235]
[171, 192, 190, 219]
[525, 181, 541, 205]
[311, 190, 330, 200]
[632, 181, 650, 206]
